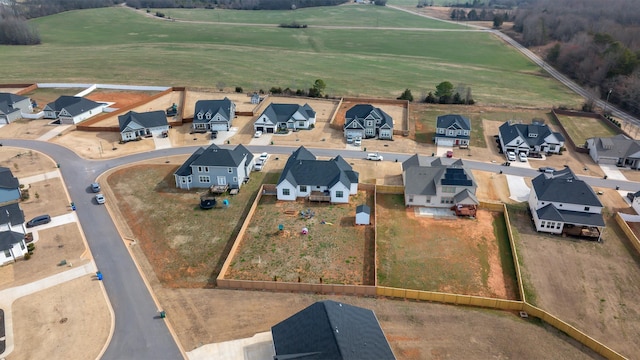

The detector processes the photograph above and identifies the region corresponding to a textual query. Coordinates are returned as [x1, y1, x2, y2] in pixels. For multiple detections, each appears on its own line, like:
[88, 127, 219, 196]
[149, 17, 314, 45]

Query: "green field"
[556, 115, 619, 146]
[158, 5, 462, 28]
[0, 6, 582, 107]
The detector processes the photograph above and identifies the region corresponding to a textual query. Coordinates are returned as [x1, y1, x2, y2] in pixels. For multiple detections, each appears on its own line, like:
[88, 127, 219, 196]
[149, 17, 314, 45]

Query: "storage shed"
[355, 204, 370, 225]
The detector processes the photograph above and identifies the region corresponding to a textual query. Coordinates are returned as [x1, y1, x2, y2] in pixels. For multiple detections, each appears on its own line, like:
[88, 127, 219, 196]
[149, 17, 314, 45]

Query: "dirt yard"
[225, 191, 375, 285]
[376, 194, 518, 299]
[472, 170, 515, 203]
[511, 208, 640, 358]
[9, 277, 110, 360]
[0, 147, 57, 178]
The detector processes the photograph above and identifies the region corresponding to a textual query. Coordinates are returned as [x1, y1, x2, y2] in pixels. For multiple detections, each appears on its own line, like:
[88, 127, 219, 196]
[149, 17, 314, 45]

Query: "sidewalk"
[19, 170, 61, 185]
[0, 262, 97, 358]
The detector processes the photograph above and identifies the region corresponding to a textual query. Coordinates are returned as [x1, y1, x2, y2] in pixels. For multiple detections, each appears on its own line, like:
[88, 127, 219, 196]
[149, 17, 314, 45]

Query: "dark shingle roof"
[174, 144, 253, 178]
[344, 104, 393, 129]
[531, 167, 602, 207]
[403, 158, 474, 196]
[436, 114, 471, 130]
[0, 203, 25, 226]
[277, 147, 358, 189]
[0, 101, 20, 115]
[259, 103, 315, 124]
[118, 110, 168, 131]
[193, 98, 233, 123]
[588, 134, 640, 159]
[356, 204, 370, 214]
[0, 230, 24, 251]
[271, 300, 396, 360]
[0, 167, 20, 189]
[536, 204, 605, 227]
[0, 92, 28, 105]
[499, 121, 565, 147]
[46, 96, 103, 116]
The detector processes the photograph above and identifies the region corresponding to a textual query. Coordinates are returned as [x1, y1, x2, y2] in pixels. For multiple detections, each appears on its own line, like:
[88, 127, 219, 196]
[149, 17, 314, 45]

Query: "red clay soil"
[85, 91, 153, 108]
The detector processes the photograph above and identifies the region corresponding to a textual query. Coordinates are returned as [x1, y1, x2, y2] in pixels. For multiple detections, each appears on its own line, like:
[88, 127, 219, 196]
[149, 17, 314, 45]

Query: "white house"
[118, 110, 169, 141]
[498, 120, 565, 156]
[529, 166, 605, 240]
[43, 96, 106, 124]
[254, 103, 316, 134]
[0, 168, 27, 265]
[434, 114, 471, 146]
[276, 146, 358, 204]
[0, 92, 32, 124]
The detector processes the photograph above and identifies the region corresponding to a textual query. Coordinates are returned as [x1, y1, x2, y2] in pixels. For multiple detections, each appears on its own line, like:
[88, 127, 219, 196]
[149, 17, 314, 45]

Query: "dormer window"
[197, 113, 203, 120]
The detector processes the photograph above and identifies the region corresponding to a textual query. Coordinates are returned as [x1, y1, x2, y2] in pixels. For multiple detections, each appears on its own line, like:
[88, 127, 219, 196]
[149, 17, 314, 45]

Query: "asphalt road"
[4, 139, 638, 360]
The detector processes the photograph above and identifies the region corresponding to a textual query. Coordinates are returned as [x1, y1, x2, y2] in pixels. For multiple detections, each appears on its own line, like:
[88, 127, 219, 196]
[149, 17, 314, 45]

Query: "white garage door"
[210, 123, 227, 131]
[437, 138, 454, 146]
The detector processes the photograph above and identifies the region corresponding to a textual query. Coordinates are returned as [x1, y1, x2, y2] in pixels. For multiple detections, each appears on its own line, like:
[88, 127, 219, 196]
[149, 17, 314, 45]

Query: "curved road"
[3, 139, 638, 358]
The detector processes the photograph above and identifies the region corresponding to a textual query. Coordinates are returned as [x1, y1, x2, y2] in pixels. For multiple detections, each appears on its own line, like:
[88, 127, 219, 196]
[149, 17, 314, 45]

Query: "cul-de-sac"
[1, 0, 640, 359]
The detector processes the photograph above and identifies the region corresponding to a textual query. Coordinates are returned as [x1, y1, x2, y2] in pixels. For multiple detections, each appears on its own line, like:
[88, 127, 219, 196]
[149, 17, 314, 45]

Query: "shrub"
[24, 253, 31, 260]
[235, 86, 243, 93]
[27, 243, 35, 252]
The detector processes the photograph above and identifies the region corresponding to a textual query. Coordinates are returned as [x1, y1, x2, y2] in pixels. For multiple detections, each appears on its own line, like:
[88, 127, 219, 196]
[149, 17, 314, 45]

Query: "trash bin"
[160, 311, 166, 318]
[56, 163, 60, 168]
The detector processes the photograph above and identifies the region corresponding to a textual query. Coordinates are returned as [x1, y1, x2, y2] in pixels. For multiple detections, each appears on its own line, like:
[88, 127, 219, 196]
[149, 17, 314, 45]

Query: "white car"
[367, 153, 383, 161]
[354, 138, 362, 146]
[506, 151, 517, 161]
[254, 161, 264, 171]
[95, 193, 105, 204]
[518, 152, 527, 162]
[259, 152, 268, 162]
[254, 131, 263, 138]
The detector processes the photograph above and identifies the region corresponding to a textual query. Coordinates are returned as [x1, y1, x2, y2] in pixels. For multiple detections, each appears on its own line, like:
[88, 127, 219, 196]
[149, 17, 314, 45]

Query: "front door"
[217, 176, 227, 186]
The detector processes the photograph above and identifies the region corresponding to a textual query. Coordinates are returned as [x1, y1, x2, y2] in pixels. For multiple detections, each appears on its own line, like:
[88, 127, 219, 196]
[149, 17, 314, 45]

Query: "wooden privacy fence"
[217, 278, 376, 296]
[614, 212, 640, 255]
[377, 286, 523, 310]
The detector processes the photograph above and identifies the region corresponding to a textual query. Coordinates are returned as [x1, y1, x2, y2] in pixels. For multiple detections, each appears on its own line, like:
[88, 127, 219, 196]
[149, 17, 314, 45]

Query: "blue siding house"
[174, 144, 254, 190]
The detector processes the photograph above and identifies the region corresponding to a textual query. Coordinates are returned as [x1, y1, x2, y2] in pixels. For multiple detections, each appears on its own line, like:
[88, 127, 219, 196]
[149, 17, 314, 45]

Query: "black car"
[26, 214, 51, 228]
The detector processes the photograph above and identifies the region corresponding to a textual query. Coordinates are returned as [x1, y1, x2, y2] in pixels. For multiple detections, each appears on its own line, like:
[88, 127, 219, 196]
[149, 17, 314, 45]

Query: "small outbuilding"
[355, 204, 370, 225]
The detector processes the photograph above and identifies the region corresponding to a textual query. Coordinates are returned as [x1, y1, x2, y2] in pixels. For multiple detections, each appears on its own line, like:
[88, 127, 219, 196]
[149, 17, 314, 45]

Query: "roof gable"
[278, 147, 357, 189]
[194, 98, 233, 123]
[531, 167, 602, 207]
[0, 167, 20, 189]
[436, 114, 471, 130]
[118, 110, 168, 131]
[260, 103, 314, 124]
[46, 96, 103, 116]
[271, 300, 395, 360]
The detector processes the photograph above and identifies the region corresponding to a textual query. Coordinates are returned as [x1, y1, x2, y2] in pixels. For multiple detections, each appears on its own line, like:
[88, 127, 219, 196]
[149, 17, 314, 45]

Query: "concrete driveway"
[152, 131, 172, 150]
[506, 174, 531, 202]
[599, 163, 626, 180]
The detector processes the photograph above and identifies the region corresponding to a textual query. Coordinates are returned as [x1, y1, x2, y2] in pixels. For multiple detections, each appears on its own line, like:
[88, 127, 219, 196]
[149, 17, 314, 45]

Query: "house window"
[440, 197, 454, 204]
[283, 188, 290, 196]
[336, 191, 344, 198]
[352, 122, 357, 128]
[584, 206, 590, 211]
[300, 185, 307, 192]
[198, 176, 210, 183]
[233, 177, 237, 183]
[438, 129, 444, 134]
[228, 168, 233, 173]
[197, 166, 209, 173]
[188, 177, 192, 183]
[556, 223, 561, 229]
[540, 221, 546, 227]
[4, 249, 10, 258]
[464, 130, 469, 135]
[426, 197, 431, 204]
[20, 242, 25, 250]
[442, 186, 456, 193]
[181, 178, 186, 183]
[298, 121, 305, 127]
[408, 195, 413, 203]
[205, 113, 211, 120]
[197, 113, 203, 120]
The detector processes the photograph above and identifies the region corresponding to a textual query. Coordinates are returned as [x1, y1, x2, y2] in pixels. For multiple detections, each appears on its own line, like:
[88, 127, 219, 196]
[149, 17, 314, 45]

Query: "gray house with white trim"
[276, 146, 358, 204]
[254, 103, 316, 133]
[193, 98, 236, 132]
[0, 93, 32, 124]
[43, 96, 106, 124]
[434, 114, 471, 146]
[0, 167, 21, 205]
[401, 154, 478, 208]
[498, 121, 565, 156]
[0, 168, 27, 265]
[344, 104, 393, 140]
[118, 110, 169, 141]
[586, 134, 640, 169]
[174, 144, 254, 190]
[529, 166, 604, 239]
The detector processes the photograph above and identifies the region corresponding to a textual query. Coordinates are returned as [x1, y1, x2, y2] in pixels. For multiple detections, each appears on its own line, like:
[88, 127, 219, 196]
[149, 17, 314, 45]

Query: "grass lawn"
[107, 164, 275, 287]
[555, 114, 619, 147]
[159, 5, 464, 28]
[0, 6, 582, 107]
[225, 190, 375, 285]
[376, 194, 518, 299]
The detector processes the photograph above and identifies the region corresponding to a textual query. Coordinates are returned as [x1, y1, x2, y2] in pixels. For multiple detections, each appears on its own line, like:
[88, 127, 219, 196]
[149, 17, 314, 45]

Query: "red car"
[446, 150, 454, 158]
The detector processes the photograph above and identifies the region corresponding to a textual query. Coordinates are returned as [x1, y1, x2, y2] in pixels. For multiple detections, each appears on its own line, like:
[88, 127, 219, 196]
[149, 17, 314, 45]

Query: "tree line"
[126, 0, 349, 10]
[511, 0, 640, 116]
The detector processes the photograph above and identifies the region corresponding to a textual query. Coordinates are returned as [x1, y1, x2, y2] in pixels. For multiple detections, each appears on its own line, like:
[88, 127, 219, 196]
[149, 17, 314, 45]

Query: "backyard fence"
[614, 212, 640, 256]
[550, 108, 628, 153]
